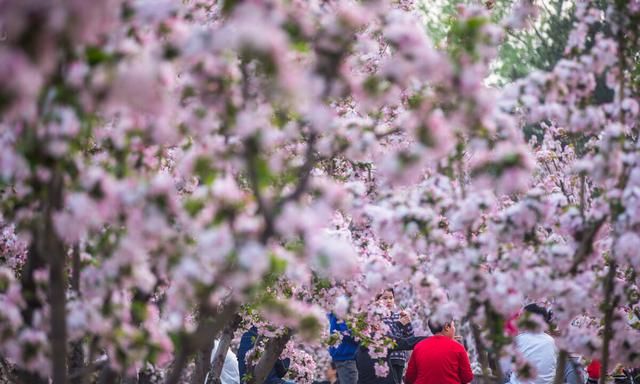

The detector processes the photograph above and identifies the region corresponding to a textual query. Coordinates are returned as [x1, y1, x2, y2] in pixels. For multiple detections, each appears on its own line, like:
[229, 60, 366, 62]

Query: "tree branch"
[568, 217, 606, 275]
[275, 132, 318, 210]
[247, 329, 293, 384]
[165, 302, 240, 384]
[45, 169, 68, 384]
[553, 350, 568, 384]
[206, 314, 243, 384]
[599, 262, 619, 384]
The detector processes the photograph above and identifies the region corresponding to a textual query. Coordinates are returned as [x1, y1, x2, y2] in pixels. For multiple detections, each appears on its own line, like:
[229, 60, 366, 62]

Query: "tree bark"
[192, 348, 210, 384]
[205, 314, 242, 384]
[165, 302, 239, 384]
[45, 170, 68, 384]
[69, 245, 84, 384]
[0, 358, 18, 384]
[68, 341, 85, 384]
[470, 322, 490, 378]
[599, 262, 618, 384]
[553, 350, 567, 384]
[247, 329, 292, 384]
[98, 365, 120, 384]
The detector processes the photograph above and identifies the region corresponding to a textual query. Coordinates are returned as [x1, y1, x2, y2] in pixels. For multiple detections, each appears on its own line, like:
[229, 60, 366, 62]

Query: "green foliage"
[448, 15, 490, 61]
[417, 0, 575, 83]
[194, 156, 218, 185]
[299, 315, 323, 340]
[184, 198, 206, 217]
[496, 0, 575, 83]
[85, 46, 119, 67]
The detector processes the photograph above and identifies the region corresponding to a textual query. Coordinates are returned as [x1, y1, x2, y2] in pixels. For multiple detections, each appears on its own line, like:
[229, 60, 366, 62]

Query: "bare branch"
[568, 217, 606, 276]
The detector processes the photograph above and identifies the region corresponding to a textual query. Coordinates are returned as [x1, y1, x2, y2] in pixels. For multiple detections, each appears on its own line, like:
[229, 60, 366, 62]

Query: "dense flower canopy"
[0, 0, 639, 383]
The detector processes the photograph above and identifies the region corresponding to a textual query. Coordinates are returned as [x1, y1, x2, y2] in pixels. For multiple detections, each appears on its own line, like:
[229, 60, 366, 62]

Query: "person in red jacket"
[404, 319, 473, 384]
[586, 359, 600, 384]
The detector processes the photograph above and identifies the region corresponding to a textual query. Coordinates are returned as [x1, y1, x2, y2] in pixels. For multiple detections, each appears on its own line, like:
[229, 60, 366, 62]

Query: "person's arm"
[391, 336, 427, 351]
[458, 347, 474, 384]
[404, 349, 417, 384]
[401, 322, 414, 338]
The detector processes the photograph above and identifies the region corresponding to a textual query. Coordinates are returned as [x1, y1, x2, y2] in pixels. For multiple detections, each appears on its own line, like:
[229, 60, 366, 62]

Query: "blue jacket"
[237, 327, 290, 384]
[328, 313, 358, 361]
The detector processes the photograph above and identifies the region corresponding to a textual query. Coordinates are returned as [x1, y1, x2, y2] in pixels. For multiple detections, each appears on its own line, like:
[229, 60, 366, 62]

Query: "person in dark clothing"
[357, 336, 427, 384]
[378, 288, 414, 384]
[237, 327, 292, 384]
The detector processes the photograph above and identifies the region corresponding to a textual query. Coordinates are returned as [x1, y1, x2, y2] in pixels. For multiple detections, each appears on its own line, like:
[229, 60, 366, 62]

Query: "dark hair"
[523, 303, 552, 324]
[375, 288, 395, 301]
[330, 362, 336, 370]
[427, 318, 452, 334]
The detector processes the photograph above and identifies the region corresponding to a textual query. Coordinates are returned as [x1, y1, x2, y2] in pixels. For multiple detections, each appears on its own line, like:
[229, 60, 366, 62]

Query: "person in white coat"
[508, 304, 557, 384]
[205, 340, 240, 384]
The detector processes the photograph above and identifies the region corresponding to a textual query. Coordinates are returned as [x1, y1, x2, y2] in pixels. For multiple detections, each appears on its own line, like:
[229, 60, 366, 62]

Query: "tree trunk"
[600, 262, 618, 384]
[45, 170, 68, 384]
[470, 322, 490, 378]
[69, 245, 84, 384]
[0, 359, 18, 384]
[247, 329, 292, 384]
[205, 314, 242, 384]
[98, 365, 121, 384]
[192, 348, 210, 384]
[68, 341, 85, 384]
[553, 350, 567, 384]
[15, 169, 66, 384]
[165, 302, 239, 384]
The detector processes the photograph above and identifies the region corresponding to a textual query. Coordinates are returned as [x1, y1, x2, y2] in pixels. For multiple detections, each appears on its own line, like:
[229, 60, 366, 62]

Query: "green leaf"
[269, 254, 288, 276]
[255, 156, 275, 189]
[291, 41, 310, 53]
[299, 315, 322, 340]
[194, 157, 217, 185]
[184, 198, 206, 217]
[85, 46, 114, 67]
[222, 0, 238, 14]
[132, 301, 148, 323]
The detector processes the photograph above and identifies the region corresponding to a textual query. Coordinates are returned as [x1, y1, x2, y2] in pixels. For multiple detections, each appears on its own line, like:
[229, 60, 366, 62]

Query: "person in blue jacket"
[237, 327, 292, 384]
[328, 313, 359, 384]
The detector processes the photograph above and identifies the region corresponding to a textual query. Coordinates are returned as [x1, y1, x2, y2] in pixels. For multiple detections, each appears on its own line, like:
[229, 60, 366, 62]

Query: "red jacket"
[405, 336, 474, 384]
[587, 359, 601, 379]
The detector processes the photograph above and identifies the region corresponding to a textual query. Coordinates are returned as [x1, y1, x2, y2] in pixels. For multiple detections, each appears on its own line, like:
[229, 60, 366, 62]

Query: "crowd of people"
[326, 290, 638, 384]
[206, 289, 638, 384]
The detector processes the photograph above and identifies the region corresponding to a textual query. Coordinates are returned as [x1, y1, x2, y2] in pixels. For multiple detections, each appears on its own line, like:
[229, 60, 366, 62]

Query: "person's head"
[326, 362, 337, 382]
[376, 288, 395, 309]
[523, 303, 552, 324]
[520, 303, 554, 333]
[428, 318, 456, 338]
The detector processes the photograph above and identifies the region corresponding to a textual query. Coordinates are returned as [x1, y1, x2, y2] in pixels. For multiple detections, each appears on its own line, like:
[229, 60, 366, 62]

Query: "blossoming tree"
[0, 1, 638, 384]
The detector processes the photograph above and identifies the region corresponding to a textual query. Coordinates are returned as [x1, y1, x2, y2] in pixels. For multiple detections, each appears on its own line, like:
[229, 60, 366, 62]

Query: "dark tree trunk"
[45, 170, 68, 384]
[69, 245, 85, 384]
[247, 329, 292, 384]
[68, 341, 85, 384]
[165, 302, 239, 384]
[98, 365, 121, 384]
[192, 348, 210, 384]
[15, 170, 67, 384]
[205, 314, 242, 384]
